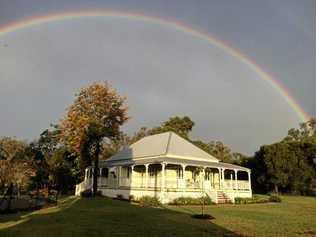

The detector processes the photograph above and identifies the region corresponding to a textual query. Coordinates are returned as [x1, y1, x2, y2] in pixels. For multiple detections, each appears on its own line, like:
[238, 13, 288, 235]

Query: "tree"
[284, 118, 316, 142]
[46, 147, 77, 193]
[253, 143, 288, 193]
[59, 82, 129, 195]
[150, 116, 194, 139]
[192, 140, 235, 163]
[0, 137, 34, 195]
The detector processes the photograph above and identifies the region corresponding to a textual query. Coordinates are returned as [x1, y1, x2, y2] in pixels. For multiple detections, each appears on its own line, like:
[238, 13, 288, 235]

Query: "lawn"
[0, 195, 315, 237]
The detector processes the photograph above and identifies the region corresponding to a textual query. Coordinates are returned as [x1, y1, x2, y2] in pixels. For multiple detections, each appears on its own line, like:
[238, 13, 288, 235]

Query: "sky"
[0, 0, 315, 154]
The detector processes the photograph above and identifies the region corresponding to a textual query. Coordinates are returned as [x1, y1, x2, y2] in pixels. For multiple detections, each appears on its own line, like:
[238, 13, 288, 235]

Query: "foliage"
[169, 196, 213, 205]
[59, 82, 129, 195]
[46, 147, 78, 193]
[138, 196, 162, 207]
[192, 140, 236, 163]
[25, 129, 80, 194]
[80, 189, 93, 198]
[150, 116, 194, 139]
[268, 194, 282, 202]
[234, 194, 281, 204]
[284, 118, 316, 142]
[80, 189, 102, 198]
[0, 137, 34, 193]
[234, 196, 268, 204]
[247, 119, 316, 194]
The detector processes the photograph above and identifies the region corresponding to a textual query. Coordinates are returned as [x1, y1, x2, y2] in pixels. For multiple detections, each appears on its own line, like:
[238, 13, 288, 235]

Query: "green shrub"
[269, 195, 282, 202]
[128, 195, 135, 202]
[138, 196, 162, 207]
[80, 189, 93, 198]
[169, 196, 213, 206]
[116, 194, 124, 200]
[80, 189, 102, 198]
[235, 195, 281, 204]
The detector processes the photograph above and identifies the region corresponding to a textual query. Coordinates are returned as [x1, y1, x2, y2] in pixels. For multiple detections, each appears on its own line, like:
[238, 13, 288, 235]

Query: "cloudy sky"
[0, 0, 315, 154]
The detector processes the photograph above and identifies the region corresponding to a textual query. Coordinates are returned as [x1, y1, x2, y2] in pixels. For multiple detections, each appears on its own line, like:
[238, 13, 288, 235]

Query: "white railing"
[120, 178, 131, 187]
[236, 180, 250, 190]
[186, 180, 201, 189]
[79, 177, 250, 191]
[148, 177, 162, 188]
[75, 179, 92, 195]
[222, 179, 250, 190]
[98, 177, 108, 186]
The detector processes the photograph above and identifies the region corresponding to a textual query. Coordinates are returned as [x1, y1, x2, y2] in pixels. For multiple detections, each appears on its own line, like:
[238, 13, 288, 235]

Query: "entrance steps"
[217, 191, 232, 204]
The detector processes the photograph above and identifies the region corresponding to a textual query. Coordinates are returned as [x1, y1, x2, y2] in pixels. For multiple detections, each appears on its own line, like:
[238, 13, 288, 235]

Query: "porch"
[80, 162, 251, 192]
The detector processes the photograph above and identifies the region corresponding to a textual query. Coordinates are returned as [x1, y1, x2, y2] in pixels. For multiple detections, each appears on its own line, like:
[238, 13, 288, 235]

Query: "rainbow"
[0, 10, 310, 122]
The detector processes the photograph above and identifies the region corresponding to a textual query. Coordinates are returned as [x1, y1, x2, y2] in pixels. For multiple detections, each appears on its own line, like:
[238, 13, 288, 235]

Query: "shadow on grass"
[0, 196, 241, 237]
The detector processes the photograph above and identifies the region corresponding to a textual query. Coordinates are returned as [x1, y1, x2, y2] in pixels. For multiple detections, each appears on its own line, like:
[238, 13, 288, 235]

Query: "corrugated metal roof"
[106, 132, 218, 162]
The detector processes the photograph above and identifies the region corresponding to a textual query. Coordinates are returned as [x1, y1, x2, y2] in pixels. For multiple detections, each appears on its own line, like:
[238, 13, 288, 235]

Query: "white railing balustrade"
[222, 179, 250, 190]
[237, 180, 250, 190]
[98, 177, 108, 186]
[120, 178, 131, 187]
[186, 180, 201, 189]
[87, 176, 250, 191]
[148, 177, 162, 188]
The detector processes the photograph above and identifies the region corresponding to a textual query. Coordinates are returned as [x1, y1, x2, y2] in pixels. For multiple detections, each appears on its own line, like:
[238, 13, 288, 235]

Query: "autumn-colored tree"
[0, 137, 34, 194]
[59, 82, 129, 195]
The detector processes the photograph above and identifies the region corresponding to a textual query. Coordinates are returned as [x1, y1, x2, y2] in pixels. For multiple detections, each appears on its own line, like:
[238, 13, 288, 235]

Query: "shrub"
[235, 195, 281, 204]
[80, 189, 102, 198]
[128, 195, 135, 202]
[138, 196, 162, 207]
[269, 195, 282, 202]
[80, 189, 93, 198]
[169, 196, 213, 206]
[116, 194, 124, 200]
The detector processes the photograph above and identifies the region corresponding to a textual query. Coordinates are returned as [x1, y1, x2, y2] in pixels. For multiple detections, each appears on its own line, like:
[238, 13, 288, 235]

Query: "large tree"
[0, 137, 34, 194]
[59, 82, 129, 195]
[150, 116, 195, 139]
[284, 118, 316, 142]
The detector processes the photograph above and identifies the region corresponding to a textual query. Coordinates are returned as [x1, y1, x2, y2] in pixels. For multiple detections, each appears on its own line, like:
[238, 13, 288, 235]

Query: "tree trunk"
[92, 142, 100, 196]
[274, 184, 279, 194]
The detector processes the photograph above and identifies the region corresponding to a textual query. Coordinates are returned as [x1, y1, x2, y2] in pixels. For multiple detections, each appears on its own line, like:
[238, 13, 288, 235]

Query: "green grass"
[169, 195, 316, 237]
[0, 195, 315, 237]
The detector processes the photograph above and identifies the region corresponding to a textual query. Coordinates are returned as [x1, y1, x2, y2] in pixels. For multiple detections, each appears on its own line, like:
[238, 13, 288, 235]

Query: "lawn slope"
[0, 197, 236, 237]
[0, 196, 315, 237]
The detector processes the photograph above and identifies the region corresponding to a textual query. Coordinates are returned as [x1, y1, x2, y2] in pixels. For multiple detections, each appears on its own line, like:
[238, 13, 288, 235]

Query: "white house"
[75, 132, 252, 203]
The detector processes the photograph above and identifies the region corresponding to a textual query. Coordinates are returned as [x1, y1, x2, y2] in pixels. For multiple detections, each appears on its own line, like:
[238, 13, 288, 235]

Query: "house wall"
[100, 187, 205, 204]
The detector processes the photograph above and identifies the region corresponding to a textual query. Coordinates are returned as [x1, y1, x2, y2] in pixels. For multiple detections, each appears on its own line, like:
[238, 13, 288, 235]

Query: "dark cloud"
[0, 19, 301, 154]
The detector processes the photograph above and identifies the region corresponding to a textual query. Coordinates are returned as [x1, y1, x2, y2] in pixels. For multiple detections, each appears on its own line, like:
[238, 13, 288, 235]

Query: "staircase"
[217, 191, 232, 204]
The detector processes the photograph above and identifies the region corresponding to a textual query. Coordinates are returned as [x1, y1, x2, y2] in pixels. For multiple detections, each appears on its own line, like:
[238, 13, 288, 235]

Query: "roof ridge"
[165, 132, 172, 155]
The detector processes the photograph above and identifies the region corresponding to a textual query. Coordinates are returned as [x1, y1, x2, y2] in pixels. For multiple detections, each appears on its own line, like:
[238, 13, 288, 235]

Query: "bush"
[138, 196, 162, 207]
[269, 195, 282, 202]
[80, 189, 93, 198]
[116, 194, 124, 200]
[235, 195, 281, 204]
[129, 195, 135, 202]
[169, 196, 213, 206]
[80, 189, 102, 198]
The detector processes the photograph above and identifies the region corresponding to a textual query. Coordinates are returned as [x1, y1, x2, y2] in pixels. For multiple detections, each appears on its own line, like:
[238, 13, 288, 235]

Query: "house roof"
[107, 132, 219, 163]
